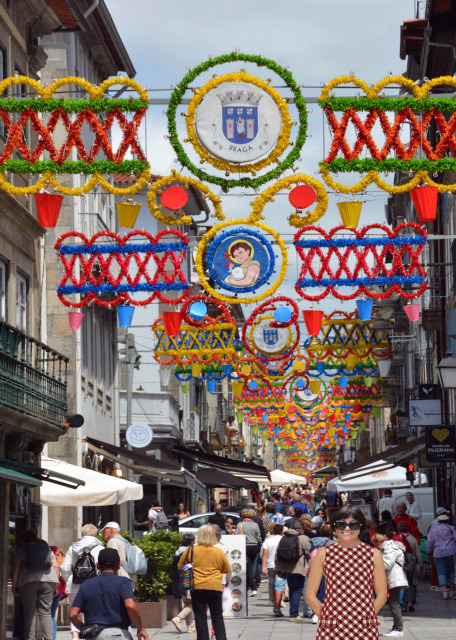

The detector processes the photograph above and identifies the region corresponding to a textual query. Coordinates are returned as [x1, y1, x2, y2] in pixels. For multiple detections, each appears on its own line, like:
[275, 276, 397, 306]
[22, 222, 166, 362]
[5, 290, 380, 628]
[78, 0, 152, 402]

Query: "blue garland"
[58, 282, 190, 294]
[58, 241, 188, 255]
[296, 275, 428, 288]
[205, 228, 276, 293]
[294, 236, 426, 249]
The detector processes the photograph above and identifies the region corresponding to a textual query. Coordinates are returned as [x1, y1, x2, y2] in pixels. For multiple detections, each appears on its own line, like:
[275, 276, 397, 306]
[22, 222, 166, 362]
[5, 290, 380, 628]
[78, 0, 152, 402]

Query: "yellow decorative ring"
[147, 171, 225, 225]
[186, 71, 292, 174]
[194, 218, 288, 305]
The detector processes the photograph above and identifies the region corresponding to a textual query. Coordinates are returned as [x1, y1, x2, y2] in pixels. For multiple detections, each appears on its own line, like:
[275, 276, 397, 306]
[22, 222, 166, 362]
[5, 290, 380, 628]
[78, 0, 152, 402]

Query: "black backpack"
[25, 540, 52, 572]
[276, 533, 301, 563]
[72, 547, 98, 584]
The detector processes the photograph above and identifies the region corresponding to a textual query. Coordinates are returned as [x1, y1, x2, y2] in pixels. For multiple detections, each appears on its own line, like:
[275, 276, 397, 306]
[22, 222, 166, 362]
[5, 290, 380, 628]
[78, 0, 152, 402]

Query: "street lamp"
[437, 353, 456, 389]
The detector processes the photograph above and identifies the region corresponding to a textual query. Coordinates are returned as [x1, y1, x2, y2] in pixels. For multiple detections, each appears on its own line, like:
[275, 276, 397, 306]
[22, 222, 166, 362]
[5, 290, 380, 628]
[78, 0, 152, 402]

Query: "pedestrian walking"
[69, 547, 148, 640]
[49, 546, 67, 640]
[11, 529, 60, 640]
[396, 521, 424, 610]
[100, 522, 137, 586]
[234, 508, 262, 596]
[261, 523, 285, 616]
[60, 523, 104, 639]
[371, 532, 408, 637]
[177, 524, 231, 640]
[377, 490, 395, 523]
[306, 507, 387, 639]
[274, 520, 310, 621]
[172, 533, 196, 634]
[394, 503, 420, 543]
[426, 512, 456, 599]
[208, 505, 226, 533]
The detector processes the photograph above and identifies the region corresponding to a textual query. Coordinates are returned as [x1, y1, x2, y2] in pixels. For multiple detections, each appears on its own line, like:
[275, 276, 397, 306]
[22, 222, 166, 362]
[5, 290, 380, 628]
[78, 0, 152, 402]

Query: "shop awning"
[195, 468, 257, 489]
[339, 436, 426, 476]
[0, 457, 84, 489]
[0, 465, 42, 487]
[327, 460, 428, 491]
[310, 465, 339, 478]
[269, 469, 309, 485]
[39, 456, 143, 506]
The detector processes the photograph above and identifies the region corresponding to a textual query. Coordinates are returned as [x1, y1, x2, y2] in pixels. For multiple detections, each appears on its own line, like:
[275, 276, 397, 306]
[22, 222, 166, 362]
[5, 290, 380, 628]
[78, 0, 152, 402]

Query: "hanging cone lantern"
[181, 383, 189, 393]
[117, 305, 135, 328]
[338, 376, 348, 389]
[278, 416, 287, 426]
[303, 309, 324, 335]
[377, 359, 392, 378]
[364, 376, 373, 387]
[373, 407, 381, 418]
[116, 201, 141, 228]
[222, 363, 233, 375]
[346, 354, 359, 370]
[236, 411, 244, 423]
[232, 380, 244, 398]
[309, 380, 321, 394]
[159, 366, 171, 387]
[191, 362, 203, 378]
[162, 311, 183, 337]
[337, 201, 363, 228]
[410, 185, 438, 223]
[356, 299, 373, 321]
[404, 303, 420, 322]
[68, 311, 84, 330]
[35, 193, 64, 228]
[207, 379, 216, 393]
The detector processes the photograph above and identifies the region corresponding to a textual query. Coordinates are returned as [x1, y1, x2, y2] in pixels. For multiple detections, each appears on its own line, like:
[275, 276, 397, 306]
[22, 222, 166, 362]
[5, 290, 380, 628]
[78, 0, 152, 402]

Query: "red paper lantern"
[289, 185, 317, 209]
[161, 185, 188, 211]
[410, 185, 438, 223]
[303, 309, 324, 335]
[35, 193, 63, 228]
[162, 311, 183, 337]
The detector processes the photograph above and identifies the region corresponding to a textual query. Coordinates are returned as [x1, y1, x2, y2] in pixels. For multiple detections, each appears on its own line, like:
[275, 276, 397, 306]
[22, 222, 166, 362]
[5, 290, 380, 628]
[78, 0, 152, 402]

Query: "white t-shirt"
[148, 508, 158, 532]
[406, 501, 422, 521]
[377, 496, 395, 520]
[261, 535, 282, 569]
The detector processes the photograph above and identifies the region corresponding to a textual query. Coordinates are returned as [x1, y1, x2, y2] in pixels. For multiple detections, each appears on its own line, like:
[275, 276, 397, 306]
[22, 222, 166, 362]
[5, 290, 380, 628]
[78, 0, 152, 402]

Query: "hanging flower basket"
[410, 185, 438, 223]
[35, 193, 64, 228]
[337, 201, 362, 228]
[116, 201, 141, 228]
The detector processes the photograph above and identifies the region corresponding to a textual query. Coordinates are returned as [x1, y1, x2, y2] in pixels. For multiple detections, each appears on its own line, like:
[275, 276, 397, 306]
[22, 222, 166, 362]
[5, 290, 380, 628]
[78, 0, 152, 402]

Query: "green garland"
[0, 159, 150, 175]
[320, 158, 456, 173]
[0, 98, 148, 113]
[319, 96, 456, 112]
[167, 52, 307, 191]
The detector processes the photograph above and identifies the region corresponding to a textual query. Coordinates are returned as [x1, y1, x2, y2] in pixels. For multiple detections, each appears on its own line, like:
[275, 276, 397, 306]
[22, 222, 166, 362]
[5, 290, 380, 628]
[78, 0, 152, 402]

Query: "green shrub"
[132, 530, 182, 602]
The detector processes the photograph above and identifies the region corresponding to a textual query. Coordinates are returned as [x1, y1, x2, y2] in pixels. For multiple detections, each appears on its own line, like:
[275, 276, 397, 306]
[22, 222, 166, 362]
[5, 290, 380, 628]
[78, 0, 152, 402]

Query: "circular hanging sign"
[208, 229, 274, 292]
[252, 318, 290, 355]
[126, 423, 153, 448]
[195, 81, 282, 164]
[161, 185, 189, 211]
[288, 185, 317, 209]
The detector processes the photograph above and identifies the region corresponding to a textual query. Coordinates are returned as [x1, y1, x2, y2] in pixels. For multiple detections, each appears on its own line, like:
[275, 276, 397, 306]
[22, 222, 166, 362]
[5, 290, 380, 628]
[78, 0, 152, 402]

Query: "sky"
[103, 0, 420, 381]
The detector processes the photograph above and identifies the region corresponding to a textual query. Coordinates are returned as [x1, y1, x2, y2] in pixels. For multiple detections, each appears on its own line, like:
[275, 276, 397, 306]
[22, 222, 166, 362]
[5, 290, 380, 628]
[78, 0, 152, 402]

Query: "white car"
[177, 511, 242, 534]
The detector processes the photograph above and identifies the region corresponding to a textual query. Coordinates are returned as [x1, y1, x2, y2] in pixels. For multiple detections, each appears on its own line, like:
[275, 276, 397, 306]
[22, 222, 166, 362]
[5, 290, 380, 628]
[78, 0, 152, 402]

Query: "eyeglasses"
[333, 521, 361, 531]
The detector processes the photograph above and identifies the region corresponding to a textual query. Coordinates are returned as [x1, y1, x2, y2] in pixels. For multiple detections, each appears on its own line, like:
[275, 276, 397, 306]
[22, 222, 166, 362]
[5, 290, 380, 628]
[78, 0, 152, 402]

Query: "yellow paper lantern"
[191, 362, 203, 377]
[337, 201, 363, 228]
[309, 380, 321, 394]
[232, 381, 244, 398]
[116, 201, 141, 228]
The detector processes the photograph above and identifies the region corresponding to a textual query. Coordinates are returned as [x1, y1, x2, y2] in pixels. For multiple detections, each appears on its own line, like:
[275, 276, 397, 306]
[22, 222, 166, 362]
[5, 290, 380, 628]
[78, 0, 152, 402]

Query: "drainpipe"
[83, 0, 99, 19]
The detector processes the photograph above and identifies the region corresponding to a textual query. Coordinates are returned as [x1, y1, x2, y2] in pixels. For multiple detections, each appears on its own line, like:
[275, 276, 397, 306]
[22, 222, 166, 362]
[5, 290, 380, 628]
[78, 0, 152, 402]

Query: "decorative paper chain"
[153, 323, 237, 365]
[55, 230, 189, 307]
[294, 222, 428, 301]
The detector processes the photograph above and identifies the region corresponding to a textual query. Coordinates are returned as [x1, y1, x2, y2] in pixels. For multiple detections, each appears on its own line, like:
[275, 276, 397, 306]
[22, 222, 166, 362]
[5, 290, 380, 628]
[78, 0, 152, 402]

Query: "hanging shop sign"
[409, 399, 442, 426]
[425, 425, 456, 462]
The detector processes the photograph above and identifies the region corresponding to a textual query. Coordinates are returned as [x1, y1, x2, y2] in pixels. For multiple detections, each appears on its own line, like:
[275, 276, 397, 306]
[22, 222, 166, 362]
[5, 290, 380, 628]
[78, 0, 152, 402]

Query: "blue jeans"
[286, 573, 305, 618]
[434, 555, 455, 586]
[51, 594, 61, 640]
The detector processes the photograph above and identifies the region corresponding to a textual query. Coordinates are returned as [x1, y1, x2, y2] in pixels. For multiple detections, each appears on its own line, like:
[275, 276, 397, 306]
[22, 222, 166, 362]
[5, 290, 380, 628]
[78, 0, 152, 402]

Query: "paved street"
[56, 579, 456, 640]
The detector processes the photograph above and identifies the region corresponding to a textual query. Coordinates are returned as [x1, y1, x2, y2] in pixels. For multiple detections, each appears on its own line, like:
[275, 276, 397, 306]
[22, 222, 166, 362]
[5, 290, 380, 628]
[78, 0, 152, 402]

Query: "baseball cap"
[98, 548, 120, 566]
[311, 515, 324, 527]
[437, 514, 450, 521]
[100, 521, 120, 533]
[435, 507, 450, 516]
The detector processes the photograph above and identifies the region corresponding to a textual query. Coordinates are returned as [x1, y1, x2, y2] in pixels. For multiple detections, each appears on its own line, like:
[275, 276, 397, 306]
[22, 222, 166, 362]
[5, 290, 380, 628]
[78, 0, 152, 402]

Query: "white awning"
[39, 456, 143, 506]
[326, 460, 428, 491]
[269, 469, 309, 485]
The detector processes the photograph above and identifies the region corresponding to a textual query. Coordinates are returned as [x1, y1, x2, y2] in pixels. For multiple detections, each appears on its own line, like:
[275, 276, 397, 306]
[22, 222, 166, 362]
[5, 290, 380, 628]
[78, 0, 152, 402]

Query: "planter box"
[137, 600, 167, 628]
[164, 594, 180, 620]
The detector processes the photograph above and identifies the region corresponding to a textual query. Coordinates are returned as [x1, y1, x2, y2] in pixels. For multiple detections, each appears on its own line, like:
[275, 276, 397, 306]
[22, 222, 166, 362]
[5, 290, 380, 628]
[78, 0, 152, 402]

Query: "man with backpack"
[274, 521, 310, 621]
[60, 523, 104, 639]
[101, 522, 147, 586]
[148, 501, 169, 532]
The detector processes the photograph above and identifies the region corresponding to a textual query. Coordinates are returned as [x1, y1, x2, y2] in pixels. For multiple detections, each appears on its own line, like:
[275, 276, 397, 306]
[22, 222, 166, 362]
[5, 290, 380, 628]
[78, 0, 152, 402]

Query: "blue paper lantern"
[295, 379, 305, 389]
[356, 299, 373, 321]
[207, 379, 216, 393]
[338, 376, 348, 389]
[274, 306, 292, 323]
[189, 301, 207, 320]
[117, 305, 134, 328]
[248, 380, 258, 390]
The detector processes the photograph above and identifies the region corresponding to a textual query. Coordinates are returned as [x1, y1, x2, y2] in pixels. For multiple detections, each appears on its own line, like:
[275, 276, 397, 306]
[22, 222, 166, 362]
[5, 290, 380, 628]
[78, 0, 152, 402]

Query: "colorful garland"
[294, 222, 428, 301]
[167, 52, 307, 191]
[153, 322, 237, 365]
[194, 219, 287, 304]
[242, 297, 300, 361]
[147, 171, 224, 225]
[55, 229, 189, 307]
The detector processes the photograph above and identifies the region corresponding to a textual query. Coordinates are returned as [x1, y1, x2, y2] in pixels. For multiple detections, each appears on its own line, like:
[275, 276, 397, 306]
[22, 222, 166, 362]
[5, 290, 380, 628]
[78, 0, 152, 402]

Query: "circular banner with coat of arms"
[195, 81, 283, 164]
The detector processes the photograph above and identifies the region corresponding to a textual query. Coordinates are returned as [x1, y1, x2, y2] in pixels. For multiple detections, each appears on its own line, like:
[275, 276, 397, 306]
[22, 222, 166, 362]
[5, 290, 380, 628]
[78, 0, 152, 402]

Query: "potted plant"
[132, 530, 182, 627]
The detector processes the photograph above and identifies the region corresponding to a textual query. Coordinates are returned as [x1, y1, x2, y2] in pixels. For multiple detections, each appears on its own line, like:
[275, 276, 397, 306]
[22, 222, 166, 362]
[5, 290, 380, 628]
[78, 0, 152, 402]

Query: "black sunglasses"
[333, 521, 361, 531]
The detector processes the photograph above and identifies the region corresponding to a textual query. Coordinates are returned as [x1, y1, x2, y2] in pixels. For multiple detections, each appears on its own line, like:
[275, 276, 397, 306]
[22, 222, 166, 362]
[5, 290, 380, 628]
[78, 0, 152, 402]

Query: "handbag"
[179, 545, 194, 591]
[79, 624, 110, 639]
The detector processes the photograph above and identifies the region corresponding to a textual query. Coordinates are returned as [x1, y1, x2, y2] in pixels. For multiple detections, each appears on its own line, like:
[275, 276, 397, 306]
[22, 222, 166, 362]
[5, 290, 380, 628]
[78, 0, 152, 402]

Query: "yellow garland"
[147, 171, 225, 225]
[185, 72, 292, 174]
[194, 218, 288, 305]
[249, 173, 328, 227]
[0, 169, 151, 196]
[248, 313, 294, 357]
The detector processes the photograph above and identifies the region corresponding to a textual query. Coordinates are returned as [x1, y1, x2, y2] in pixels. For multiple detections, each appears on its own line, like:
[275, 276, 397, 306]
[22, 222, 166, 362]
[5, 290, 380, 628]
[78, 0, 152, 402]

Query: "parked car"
[177, 511, 242, 534]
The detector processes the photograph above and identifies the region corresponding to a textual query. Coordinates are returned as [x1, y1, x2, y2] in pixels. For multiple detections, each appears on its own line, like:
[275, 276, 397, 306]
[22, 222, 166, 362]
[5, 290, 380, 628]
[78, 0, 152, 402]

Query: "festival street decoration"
[55, 229, 190, 307]
[0, 76, 149, 195]
[294, 222, 428, 301]
[242, 297, 300, 362]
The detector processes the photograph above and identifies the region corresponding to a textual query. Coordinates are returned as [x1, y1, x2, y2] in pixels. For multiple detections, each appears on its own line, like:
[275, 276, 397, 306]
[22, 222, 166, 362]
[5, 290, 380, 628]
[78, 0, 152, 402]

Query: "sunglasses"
[333, 521, 361, 531]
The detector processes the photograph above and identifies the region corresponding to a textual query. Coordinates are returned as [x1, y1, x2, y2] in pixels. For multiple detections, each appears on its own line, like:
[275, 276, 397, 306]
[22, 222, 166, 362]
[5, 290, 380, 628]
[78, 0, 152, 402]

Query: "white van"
[391, 487, 435, 535]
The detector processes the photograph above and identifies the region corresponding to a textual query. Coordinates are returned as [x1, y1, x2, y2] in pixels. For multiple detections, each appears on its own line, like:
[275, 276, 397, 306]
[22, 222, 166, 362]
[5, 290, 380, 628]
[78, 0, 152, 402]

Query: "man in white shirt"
[405, 491, 422, 522]
[377, 489, 395, 522]
[261, 524, 285, 617]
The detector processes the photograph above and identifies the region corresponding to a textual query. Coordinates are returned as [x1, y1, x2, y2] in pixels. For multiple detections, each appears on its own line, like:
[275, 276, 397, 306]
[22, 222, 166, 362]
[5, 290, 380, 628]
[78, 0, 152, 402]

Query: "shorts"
[274, 573, 287, 592]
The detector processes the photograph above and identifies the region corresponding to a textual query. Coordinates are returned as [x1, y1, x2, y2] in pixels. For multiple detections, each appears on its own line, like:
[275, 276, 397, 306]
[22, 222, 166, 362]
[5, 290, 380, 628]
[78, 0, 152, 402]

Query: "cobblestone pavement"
[56, 579, 456, 640]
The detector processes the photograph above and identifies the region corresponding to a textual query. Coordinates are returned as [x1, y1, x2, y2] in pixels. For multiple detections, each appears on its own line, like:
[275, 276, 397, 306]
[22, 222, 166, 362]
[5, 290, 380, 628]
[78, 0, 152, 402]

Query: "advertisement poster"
[217, 534, 247, 618]
[425, 425, 456, 462]
[409, 399, 442, 426]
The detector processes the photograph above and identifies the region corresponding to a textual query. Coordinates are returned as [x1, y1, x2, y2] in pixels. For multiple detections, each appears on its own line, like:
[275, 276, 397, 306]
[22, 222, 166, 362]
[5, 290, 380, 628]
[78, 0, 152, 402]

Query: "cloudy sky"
[104, 0, 419, 377]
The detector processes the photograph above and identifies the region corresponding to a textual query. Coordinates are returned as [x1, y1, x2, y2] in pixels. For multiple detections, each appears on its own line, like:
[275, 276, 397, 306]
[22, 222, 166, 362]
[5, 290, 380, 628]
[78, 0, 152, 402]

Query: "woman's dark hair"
[229, 241, 251, 257]
[381, 510, 392, 521]
[320, 524, 333, 538]
[316, 507, 326, 517]
[19, 529, 39, 544]
[181, 533, 195, 547]
[330, 506, 367, 532]
[265, 503, 274, 514]
[293, 507, 303, 518]
[176, 503, 188, 515]
[384, 525, 396, 540]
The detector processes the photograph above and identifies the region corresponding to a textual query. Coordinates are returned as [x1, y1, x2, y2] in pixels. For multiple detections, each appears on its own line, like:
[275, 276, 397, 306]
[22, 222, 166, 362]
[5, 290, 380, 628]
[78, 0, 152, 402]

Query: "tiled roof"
[46, 0, 79, 29]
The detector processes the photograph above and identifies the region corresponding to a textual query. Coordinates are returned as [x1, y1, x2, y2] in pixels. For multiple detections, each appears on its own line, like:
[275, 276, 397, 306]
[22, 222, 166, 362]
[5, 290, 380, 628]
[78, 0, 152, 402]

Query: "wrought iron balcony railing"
[0, 321, 68, 426]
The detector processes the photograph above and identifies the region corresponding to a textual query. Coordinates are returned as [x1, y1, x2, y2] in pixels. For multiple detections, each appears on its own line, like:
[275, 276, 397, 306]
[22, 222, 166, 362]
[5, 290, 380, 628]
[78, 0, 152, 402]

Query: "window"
[16, 272, 28, 332]
[0, 259, 7, 321]
[0, 45, 6, 139]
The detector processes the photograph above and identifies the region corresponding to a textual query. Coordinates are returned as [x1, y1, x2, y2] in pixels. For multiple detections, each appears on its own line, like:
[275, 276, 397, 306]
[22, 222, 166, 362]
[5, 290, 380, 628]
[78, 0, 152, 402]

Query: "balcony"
[0, 321, 68, 426]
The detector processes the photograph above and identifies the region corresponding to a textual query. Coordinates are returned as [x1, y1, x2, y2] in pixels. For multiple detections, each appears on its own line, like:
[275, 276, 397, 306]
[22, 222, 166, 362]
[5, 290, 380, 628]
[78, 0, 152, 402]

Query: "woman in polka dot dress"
[305, 506, 387, 640]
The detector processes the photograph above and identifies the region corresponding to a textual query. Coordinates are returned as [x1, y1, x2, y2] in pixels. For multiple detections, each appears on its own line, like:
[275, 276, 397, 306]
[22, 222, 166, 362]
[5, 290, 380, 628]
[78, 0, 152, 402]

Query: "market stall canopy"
[39, 456, 143, 506]
[195, 468, 257, 489]
[310, 465, 339, 478]
[269, 469, 309, 485]
[326, 460, 428, 492]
